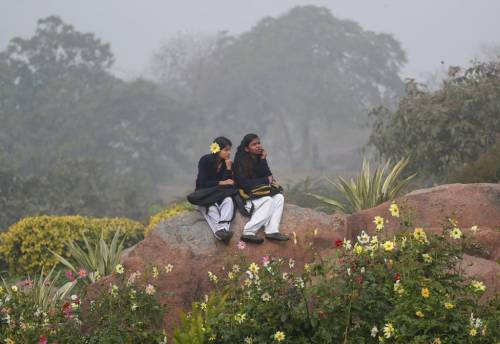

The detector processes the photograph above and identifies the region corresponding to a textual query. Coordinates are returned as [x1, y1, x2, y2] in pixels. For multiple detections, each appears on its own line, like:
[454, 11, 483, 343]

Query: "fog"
[1, 0, 499, 226]
[2, 0, 500, 80]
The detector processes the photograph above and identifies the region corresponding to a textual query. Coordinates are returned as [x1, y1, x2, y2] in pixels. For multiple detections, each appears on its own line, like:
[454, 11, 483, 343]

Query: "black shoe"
[215, 230, 233, 243]
[240, 234, 264, 244]
[265, 233, 289, 241]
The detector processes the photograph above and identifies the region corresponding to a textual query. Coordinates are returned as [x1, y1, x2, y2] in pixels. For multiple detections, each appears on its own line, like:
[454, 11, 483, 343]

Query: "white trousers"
[243, 194, 284, 235]
[199, 197, 234, 234]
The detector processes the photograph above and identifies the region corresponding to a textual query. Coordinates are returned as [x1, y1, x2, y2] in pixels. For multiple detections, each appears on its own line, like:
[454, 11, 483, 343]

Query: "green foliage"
[174, 209, 499, 343]
[308, 158, 415, 213]
[81, 270, 167, 343]
[0, 215, 145, 275]
[283, 177, 334, 212]
[1, 267, 76, 312]
[448, 136, 500, 183]
[368, 60, 500, 182]
[51, 230, 125, 284]
[0, 264, 169, 343]
[0, 274, 81, 343]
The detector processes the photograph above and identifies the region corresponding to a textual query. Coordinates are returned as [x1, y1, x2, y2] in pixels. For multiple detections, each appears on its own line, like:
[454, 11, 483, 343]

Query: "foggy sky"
[1, 0, 499, 82]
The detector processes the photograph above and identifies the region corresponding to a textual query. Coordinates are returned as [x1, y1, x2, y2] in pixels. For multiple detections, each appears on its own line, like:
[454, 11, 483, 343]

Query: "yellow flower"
[209, 142, 221, 154]
[5, 339, 15, 344]
[115, 264, 124, 274]
[304, 264, 312, 273]
[200, 302, 207, 311]
[354, 243, 364, 255]
[444, 302, 454, 309]
[243, 278, 252, 287]
[389, 203, 399, 217]
[234, 313, 246, 324]
[422, 253, 433, 263]
[469, 328, 477, 336]
[415, 310, 424, 318]
[227, 271, 235, 280]
[413, 227, 428, 242]
[471, 280, 486, 293]
[393, 281, 405, 295]
[244, 337, 254, 344]
[383, 323, 394, 338]
[450, 227, 462, 239]
[421, 287, 430, 298]
[431, 338, 442, 344]
[11, 285, 18, 293]
[273, 331, 286, 342]
[152, 266, 159, 278]
[248, 262, 260, 274]
[207, 271, 218, 284]
[383, 241, 394, 252]
[373, 216, 385, 230]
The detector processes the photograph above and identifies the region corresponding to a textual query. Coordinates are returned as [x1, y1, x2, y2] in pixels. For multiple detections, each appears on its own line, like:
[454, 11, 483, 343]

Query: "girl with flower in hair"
[195, 136, 235, 242]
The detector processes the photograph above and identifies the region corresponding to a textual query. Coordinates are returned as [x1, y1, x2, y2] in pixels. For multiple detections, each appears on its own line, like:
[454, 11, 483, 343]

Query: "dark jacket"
[234, 156, 273, 189]
[195, 154, 233, 190]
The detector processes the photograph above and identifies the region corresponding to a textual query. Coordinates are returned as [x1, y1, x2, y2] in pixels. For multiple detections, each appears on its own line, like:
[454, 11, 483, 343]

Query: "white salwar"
[198, 196, 234, 235]
[243, 194, 284, 235]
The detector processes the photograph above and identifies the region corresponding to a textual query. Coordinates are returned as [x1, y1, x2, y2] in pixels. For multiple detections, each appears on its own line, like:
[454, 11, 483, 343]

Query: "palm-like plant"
[1, 267, 76, 311]
[308, 157, 416, 214]
[51, 230, 125, 284]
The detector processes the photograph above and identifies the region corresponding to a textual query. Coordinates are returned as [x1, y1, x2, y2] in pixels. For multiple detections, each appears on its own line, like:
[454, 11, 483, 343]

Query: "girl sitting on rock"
[234, 133, 289, 244]
[195, 136, 235, 242]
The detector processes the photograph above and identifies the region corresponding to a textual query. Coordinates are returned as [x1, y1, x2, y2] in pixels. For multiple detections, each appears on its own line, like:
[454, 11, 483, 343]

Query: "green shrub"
[0, 276, 82, 343]
[448, 136, 500, 183]
[175, 204, 499, 343]
[308, 158, 416, 213]
[0, 215, 145, 275]
[52, 230, 126, 284]
[81, 265, 167, 343]
[146, 202, 194, 234]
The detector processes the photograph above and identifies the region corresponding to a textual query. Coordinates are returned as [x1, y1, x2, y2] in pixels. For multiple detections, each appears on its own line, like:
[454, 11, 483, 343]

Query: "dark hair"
[234, 133, 259, 178]
[213, 136, 232, 150]
[211, 136, 232, 170]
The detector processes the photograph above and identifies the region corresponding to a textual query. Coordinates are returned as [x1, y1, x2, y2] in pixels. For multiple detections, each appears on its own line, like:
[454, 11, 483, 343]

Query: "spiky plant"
[308, 157, 416, 213]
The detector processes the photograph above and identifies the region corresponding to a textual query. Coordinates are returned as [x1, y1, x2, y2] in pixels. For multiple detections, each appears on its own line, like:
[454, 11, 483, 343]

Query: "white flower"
[261, 292, 271, 301]
[360, 267, 366, 274]
[357, 230, 370, 245]
[470, 225, 479, 234]
[371, 326, 378, 337]
[343, 239, 352, 250]
[294, 277, 305, 289]
[347, 268, 352, 276]
[70, 294, 78, 301]
[145, 284, 156, 295]
[288, 258, 295, 269]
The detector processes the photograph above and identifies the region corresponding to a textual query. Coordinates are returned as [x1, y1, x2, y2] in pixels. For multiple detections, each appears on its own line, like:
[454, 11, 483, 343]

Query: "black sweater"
[234, 156, 273, 189]
[195, 154, 233, 190]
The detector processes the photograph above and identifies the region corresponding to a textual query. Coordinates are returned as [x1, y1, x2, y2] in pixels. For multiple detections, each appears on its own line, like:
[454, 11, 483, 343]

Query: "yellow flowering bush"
[146, 202, 193, 234]
[0, 215, 145, 275]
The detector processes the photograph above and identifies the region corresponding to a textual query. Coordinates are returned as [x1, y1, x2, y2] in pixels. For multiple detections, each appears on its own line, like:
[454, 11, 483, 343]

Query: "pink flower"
[78, 268, 87, 278]
[237, 241, 246, 250]
[262, 256, 270, 266]
[38, 335, 48, 344]
[66, 270, 75, 281]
